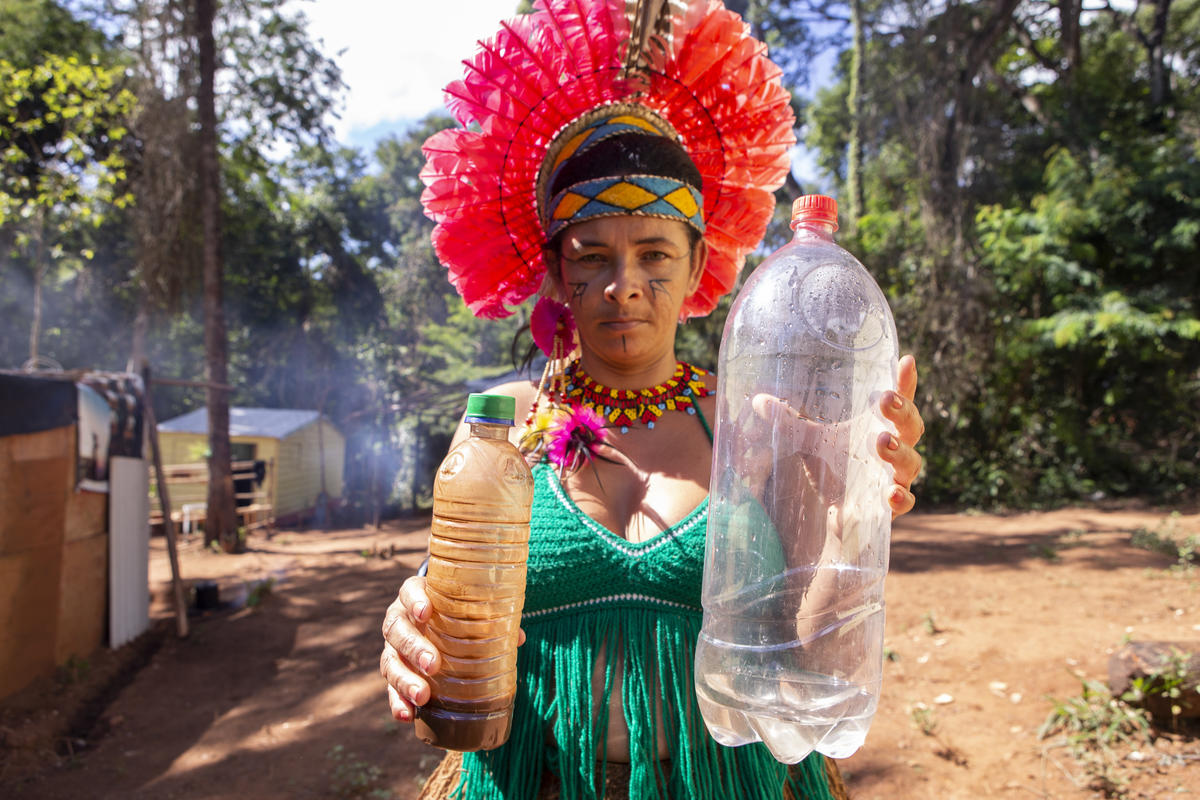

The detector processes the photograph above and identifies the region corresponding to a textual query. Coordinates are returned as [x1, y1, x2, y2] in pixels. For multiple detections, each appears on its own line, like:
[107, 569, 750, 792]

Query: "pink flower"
[546, 403, 608, 475]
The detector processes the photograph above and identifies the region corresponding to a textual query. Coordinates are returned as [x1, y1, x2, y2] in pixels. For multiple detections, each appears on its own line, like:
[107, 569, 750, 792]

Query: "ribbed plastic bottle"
[694, 195, 899, 764]
[415, 393, 534, 752]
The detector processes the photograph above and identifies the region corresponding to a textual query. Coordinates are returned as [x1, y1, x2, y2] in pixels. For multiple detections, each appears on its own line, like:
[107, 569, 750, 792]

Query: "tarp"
[159, 407, 324, 439]
[0, 373, 77, 437]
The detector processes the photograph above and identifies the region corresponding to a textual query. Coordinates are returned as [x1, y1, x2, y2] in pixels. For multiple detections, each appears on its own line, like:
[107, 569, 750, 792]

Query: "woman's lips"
[599, 318, 644, 331]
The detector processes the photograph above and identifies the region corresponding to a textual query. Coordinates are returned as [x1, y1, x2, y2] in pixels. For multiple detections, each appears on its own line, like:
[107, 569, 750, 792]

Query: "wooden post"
[142, 366, 189, 638]
[316, 389, 329, 532]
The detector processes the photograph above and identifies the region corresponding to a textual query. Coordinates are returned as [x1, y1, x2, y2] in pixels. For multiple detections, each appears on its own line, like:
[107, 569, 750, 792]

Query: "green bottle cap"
[465, 393, 516, 424]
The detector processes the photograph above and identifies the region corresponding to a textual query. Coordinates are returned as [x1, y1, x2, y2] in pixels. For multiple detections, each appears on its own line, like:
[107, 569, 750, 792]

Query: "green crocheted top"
[450, 458, 835, 800]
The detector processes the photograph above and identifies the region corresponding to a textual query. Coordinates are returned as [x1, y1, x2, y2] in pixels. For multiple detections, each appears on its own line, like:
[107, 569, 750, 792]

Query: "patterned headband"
[539, 107, 704, 239]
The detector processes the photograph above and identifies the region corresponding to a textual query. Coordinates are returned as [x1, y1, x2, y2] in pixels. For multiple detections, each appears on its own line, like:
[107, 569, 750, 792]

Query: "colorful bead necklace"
[555, 359, 711, 433]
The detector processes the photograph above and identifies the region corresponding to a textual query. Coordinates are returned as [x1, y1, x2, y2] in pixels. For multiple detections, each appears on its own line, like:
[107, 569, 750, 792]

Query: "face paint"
[555, 216, 700, 370]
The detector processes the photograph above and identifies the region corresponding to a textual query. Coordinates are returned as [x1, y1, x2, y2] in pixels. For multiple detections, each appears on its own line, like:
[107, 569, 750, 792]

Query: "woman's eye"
[641, 250, 671, 262]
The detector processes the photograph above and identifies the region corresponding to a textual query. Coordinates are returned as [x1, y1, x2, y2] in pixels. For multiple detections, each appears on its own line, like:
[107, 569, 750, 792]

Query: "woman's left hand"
[878, 354, 924, 518]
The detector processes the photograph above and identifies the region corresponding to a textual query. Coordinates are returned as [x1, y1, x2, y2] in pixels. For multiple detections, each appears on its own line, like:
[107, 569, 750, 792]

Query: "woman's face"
[552, 215, 706, 371]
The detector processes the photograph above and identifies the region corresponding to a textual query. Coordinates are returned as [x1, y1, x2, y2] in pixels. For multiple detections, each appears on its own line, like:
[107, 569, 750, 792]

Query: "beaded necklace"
[555, 359, 711, 433]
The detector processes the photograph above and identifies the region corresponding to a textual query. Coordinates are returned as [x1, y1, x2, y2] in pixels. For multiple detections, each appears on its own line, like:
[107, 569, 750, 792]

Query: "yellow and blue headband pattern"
[543, 113, 674, 199]
[545, 174, 706, 240]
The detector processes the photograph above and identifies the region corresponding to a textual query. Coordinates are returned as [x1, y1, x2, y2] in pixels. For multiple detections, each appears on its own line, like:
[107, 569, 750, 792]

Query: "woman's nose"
[603, 257, 642, 303]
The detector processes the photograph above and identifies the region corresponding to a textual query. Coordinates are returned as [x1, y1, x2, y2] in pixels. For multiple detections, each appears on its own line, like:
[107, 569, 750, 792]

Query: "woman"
[381, 2, 924, 797]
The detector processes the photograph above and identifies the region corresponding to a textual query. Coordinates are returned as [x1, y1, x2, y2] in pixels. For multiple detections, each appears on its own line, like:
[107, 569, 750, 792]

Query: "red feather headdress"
[420, 0, 796, 320]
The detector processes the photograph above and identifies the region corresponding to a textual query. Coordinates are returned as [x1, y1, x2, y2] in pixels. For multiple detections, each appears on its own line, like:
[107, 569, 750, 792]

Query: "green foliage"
[0, 53, 135, 235]
[971, 139, 1200, 506]
[1120, 648, 1196, 723]
[803, 0, 1200, 509]
[4, 0, 1199, 516]
[0, 0, 109, 65]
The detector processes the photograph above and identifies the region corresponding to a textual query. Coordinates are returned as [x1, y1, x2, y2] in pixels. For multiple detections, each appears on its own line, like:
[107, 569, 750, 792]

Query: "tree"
[0, 52, 135, 364]
[803, 0, 1200, 506]
[77, 0, 347, 540]
[193, 0, 240, 551]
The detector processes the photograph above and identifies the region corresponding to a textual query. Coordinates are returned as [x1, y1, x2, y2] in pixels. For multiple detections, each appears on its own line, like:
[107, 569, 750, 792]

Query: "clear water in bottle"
[695, 195, 898, 763]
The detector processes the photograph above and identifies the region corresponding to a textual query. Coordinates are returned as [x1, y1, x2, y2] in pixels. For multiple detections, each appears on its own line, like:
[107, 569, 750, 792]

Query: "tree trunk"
[197, 0, 238, 552]
[1146, 0, 1173, 109]
[29, 212, 45, 364]
[411, 415, 423, 511]
[846, 0, 866, 229]
[1059, 0, 1082, 74]
[127, 300, 149, 375]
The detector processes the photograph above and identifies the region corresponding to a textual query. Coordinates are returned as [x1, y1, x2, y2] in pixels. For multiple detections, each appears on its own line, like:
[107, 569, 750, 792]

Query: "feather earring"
[520, 296, 580, 466]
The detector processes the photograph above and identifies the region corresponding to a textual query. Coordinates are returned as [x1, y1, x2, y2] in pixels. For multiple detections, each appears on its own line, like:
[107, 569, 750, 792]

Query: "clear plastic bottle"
[694, 195, 898, 763]
[415, 393, 534, 751]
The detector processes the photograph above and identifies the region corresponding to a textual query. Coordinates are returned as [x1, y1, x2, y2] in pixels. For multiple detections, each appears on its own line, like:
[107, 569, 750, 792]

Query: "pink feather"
[545, 403, 608, 474]
[531, 297, 576, 357]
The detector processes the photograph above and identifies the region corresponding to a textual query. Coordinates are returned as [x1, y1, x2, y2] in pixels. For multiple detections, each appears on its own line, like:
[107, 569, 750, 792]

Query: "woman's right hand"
[380, 576, 441, 723]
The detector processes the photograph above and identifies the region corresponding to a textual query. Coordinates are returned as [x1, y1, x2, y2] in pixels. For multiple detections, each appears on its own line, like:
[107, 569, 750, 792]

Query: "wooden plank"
[64, 488, 107, 543]
[58, 532, 108, 662]
[143, 367, 188, 639]
[0, 547, 62, 700]
[0, 427, 70, 556]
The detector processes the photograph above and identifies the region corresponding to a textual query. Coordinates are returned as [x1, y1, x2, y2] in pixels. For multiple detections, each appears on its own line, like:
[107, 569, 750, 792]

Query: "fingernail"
[891, 393, 903, 410]
[418, 651, 434, 673]
[892, 487, 907, 504]
[395, 706, 411, 722]
[887, 435, 899, 451]
[408, 684, 423, 704]
[413, 601, 428, 618]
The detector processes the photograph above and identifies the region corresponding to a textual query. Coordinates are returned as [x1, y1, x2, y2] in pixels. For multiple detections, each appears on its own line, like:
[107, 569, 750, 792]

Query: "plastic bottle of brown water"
[415, 393, 534, 751]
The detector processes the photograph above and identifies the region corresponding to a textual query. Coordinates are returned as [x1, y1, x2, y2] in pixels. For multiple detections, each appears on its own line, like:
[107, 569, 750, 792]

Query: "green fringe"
[451, 601, 836, 800]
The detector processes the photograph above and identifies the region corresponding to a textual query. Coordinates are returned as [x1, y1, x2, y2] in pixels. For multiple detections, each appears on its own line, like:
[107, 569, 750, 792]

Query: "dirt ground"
[2, 507, 1198, 799]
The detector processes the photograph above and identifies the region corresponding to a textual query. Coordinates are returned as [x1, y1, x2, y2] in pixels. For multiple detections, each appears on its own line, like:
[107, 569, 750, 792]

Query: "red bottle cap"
[791, 194, 839, 231]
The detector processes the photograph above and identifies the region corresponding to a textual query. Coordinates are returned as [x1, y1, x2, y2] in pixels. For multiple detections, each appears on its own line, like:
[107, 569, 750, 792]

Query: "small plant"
[56, 655, 91, 685]
[245, 577, 276, 608]
[1029, 541, 1062, 561]
[1130, 513, 1198, 573]
[1121, 647, 1196, 725]
[921, 611, 943, 635]
[327, 745, 392, 799]
[1039, 675, 1152, 796]
[910, 704, 937, 736]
